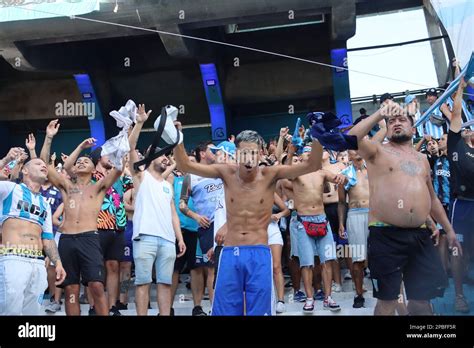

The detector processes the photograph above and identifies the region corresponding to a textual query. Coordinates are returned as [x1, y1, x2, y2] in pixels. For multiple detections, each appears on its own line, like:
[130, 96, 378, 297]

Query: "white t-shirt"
[132, 171, 175, 243]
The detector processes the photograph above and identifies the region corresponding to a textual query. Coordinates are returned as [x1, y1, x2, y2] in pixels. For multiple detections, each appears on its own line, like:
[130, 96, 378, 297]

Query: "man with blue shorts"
[175, 129, 323, 315]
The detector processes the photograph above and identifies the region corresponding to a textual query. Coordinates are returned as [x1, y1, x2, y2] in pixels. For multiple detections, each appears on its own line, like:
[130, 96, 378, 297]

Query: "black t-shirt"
[447, 130, 474, 199]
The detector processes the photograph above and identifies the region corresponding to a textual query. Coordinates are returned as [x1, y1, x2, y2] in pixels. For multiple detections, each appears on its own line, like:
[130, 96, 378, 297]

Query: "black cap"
[426, 88, 438, 97]
[380, 93, 393, 104]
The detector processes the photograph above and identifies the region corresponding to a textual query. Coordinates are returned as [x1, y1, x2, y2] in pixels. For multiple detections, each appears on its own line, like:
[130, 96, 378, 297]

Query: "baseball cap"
[425, 88, 438, 97]
[302, 146, 312, 154]
[405, 94, 416, 104]
[380, 93, 393, 104]
[210, 141, 236, 157]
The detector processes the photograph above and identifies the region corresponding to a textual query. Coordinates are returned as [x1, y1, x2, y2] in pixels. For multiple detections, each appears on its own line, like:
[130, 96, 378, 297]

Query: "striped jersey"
[432, 155, 451, 205]
[0, 182, 53, 240]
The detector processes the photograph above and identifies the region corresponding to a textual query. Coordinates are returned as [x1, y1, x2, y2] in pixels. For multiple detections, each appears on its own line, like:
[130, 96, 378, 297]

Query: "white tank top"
[132, 171, 175, 243]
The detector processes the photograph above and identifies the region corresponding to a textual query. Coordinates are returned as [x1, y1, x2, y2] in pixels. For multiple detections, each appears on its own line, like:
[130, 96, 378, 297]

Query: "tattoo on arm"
[43, 239, 61, 266]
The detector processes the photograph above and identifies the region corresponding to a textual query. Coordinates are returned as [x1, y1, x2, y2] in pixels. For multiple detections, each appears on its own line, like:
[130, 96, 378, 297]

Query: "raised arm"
[450, 78, 467, 133]
[276, 127, 289, 161]
[371, 118, 387, 143]
[415, 134, 431, 152]
[128, 104, 151, 181]
[40, 120, 60, 163]
[63, 138, 96, 175]
[174, 143, 224, 179]
[25, 133, 37, 159]
[273, 139, 322, 181]
[0, 147, 25, 172]
[348, 104, 393, 160]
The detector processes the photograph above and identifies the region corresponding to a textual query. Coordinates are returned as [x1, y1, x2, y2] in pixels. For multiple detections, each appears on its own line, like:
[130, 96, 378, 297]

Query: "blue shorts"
[212, 245, 273, 316]
[122, 221, 133, 262]
[450, 198, 474, 247]
[133, 235, 176, 285]
[295, 214, 337, 267]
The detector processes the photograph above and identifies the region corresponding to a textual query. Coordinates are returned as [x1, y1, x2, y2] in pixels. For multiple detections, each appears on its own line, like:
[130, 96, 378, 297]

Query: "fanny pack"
[297, 215, 328, 238]
[429, 113, 446, 126]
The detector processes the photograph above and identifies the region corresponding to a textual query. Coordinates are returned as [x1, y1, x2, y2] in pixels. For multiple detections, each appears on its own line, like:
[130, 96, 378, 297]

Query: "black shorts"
[197, 222, 215, 267]
[174, 229, 198, 272]
[368, 226, 447, 301]
[58, 231, 105, 287]
[99, 229, 125, 261]
[324, 202, 347, 246]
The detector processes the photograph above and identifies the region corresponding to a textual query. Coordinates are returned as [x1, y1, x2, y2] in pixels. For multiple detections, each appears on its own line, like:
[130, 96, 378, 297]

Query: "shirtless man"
[42, 120, 126, 316]
[348, 100, 461, 315]
[175, 129, 323, 315]
[338, 150, 369, 308]
[288, 146, 345, 312]
[0, 149, 66, 315]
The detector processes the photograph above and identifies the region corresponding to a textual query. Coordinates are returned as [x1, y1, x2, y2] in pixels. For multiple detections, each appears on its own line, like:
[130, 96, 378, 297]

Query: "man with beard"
[348, 100, 461, 315]
[128, 105, 186, 316]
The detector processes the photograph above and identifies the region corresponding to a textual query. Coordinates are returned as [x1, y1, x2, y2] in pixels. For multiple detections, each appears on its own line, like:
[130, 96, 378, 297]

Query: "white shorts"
[346, 208, 369, 262]
[0, 255, 48, 315]
[268, 221, 283, 246]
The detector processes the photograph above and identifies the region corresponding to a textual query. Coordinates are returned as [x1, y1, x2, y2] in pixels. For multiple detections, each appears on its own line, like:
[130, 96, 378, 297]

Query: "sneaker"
[323, 296, 341, 312]
[313, 289, 325, 301]
[303, 298, 314, 313]
[109, 305, 122, 316]
[294, 290, 306, 302]
[115, 301, 128, 310]
[284, 280, 293, 288]
[192, 305, 207, 316]
[332, 282, 342, 293]
[343, 270, 352, 280]
[79, 293, 89, 304]
[353, 295, 365, 309]
[276, 301, 285, 314]
[88, 306, 96, 316]
[45, 301, 61, 313]
[455, 295, 470, 313]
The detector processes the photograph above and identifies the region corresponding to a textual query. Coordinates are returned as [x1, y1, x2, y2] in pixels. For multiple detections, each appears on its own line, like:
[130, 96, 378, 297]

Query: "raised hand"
[79, 138, 97, 150]
[136, 104, 152, 124]
[280, 127, 289, 138]
[46, 119, 60, 138]
[5, 147, 25, 162]
[25, 133, 36, 150]
[61, 153, 68, 162]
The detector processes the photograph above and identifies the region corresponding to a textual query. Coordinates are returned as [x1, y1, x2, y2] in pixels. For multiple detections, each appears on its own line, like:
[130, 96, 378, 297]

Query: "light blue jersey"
[0, 182, 53, 240]
[189, 174, 223, 222]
